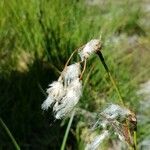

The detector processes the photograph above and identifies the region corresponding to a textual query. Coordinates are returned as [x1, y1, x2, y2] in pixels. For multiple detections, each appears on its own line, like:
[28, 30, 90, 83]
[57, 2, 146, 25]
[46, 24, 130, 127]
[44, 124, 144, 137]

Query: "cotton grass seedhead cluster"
[42, 63, 82, 119]
[41, 39, 137, 149]
[91, 104, 136, 146]
[53, 78, 82, 119]
[41, 39, 102, 119]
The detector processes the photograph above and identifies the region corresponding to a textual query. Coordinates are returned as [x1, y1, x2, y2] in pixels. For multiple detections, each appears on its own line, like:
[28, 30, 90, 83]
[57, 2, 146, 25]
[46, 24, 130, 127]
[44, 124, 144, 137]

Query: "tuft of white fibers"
[92, 104, 132, 129]
[41, 95, 55, 110]
[91, 104, 136, 144]
[62, 63, 81, 86]
[85, 130, 109, 150]
[79, 39, 101, 61]
[41, 79, 65, 110]
[53, 78, 82, 119]
[100, 104, 132, 120]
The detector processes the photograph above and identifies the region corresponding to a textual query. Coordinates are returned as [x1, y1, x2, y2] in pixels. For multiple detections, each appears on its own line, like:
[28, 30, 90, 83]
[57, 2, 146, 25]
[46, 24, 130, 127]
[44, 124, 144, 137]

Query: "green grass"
[0, 0, 150, 149]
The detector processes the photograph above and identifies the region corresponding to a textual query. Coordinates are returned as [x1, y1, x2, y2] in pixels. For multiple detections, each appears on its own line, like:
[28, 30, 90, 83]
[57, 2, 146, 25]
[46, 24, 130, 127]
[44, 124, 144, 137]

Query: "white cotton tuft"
[41, 80, 64, 110]
[85, 130, 109, 150]
[53, 78, 82, 119]
[62, 63, 81, 86]
[101, 104, 131, 120]
[41, 95, 55, 110]
[46, 80, 64, 99]
[79, 39, 101, 61]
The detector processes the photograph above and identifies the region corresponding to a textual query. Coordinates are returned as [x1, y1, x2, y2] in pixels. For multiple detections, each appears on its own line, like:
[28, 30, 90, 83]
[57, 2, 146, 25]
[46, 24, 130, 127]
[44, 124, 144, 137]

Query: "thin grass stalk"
[96, 51, 124, 106]
[60, 110, 75, 150]
[64, 45, 84, 69]
[80, 59, 87, 80]
[0, 118, 20, 150]
[133, 131, 137, 150]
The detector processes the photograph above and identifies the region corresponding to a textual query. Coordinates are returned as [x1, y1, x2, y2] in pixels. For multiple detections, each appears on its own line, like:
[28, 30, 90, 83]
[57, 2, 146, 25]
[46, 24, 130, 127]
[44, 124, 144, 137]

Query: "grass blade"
[0, 118, 20, 150]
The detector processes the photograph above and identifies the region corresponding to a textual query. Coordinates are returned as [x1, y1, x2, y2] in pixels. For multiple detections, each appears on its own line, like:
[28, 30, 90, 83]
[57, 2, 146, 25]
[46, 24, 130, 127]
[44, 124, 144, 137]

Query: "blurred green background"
[0, 0, 150, 149]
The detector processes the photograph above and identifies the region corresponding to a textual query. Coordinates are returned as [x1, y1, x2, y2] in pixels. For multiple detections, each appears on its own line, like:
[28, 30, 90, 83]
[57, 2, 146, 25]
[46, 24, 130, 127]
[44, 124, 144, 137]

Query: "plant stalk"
[60, 110, 75, 150]
[96, 51, 125, 106]
[0, 118, 20, 150]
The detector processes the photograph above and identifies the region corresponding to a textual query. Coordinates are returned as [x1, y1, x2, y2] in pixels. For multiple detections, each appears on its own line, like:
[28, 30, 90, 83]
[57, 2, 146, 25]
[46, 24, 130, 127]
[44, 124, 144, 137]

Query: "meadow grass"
[0, 0, 150, 149]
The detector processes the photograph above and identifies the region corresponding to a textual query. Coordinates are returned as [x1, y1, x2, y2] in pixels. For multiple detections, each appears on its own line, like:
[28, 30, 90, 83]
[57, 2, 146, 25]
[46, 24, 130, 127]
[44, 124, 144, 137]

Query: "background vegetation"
[0, 0, 150, 149]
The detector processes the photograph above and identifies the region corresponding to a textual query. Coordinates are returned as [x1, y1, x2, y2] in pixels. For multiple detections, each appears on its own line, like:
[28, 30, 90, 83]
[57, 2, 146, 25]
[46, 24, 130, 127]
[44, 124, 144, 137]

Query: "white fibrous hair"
[41, 63, 83, 119]
[85, 130, 109, 150]
[79, 39, 101, 61]
[100, 104, 132, 120]
[53, 78, 82, 119]
[92, 104, 132, 129]
[92, 104, 135, 144]
[62, 63, 81, 86]
[41, 79, 64, 110]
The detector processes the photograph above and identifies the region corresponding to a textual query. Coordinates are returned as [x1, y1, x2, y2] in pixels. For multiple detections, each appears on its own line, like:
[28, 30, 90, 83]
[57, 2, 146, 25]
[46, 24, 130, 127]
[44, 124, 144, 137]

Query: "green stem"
[0, 118, 20, 150]
[133, 131, 137, 150]
[96, 51, 124, 106]
[60, 110, 75, 150]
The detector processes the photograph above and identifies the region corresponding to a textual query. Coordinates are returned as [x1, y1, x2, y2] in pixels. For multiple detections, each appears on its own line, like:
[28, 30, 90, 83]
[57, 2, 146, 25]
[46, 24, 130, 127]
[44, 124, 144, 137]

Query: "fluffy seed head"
[41, 80, 64, 110]
[101, 104, 132, 120]
[79, 39, 101, 61]
[62, 63, 81, 86]
[53, 78, 82, 119]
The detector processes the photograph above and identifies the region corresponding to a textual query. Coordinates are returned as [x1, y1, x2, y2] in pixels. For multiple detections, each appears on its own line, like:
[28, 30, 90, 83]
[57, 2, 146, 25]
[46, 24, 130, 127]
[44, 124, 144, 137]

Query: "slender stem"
[96, 51, 124, 106]
[60, 110, 75, 150]
[80, 59, 87, 80]
[64, 49, 78, 68]
[64, 45, 85, 69]
[0, 118, 20, 150]
[133, 131, 137, 150]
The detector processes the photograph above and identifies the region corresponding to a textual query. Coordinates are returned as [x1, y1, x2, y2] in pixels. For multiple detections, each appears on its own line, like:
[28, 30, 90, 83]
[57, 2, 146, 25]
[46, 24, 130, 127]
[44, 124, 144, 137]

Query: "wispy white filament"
[53, 78, 82, 119]
[41, 80, 64, 110]
[79, 39, 101, 61]
[91, 104, 135, 144]
[41, 95, 55, 110]
[101, 104, 131, 120]
[62, 63, 81, 86]
[85, 130, 109, 150]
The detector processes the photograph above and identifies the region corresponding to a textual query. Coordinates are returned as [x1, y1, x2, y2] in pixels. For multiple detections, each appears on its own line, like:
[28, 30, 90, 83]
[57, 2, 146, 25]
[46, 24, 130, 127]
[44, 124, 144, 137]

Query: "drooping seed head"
[62, 63, 81, 86]
[79, 39, 102, 61]
[41, 80, 65, 110]
[53, 78, 82, 119]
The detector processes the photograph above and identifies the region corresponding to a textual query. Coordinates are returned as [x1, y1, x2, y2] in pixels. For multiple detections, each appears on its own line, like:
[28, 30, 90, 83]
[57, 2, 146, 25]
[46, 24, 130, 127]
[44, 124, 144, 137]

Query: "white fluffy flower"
[101, 104, 131, 120]
[79, 39, 101, 61]
[53, 78, 82, 119]
[62, 63, 81, 86]
[85, 130, 109, 150]
[92, 104, 132, 129]
[41, 80, 64, 110]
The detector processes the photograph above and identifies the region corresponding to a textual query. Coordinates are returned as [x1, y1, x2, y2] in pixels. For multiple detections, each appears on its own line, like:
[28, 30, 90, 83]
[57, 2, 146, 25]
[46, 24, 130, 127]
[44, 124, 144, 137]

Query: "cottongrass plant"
[41, 39, 101, 119]
[41, 39, 137, 149]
